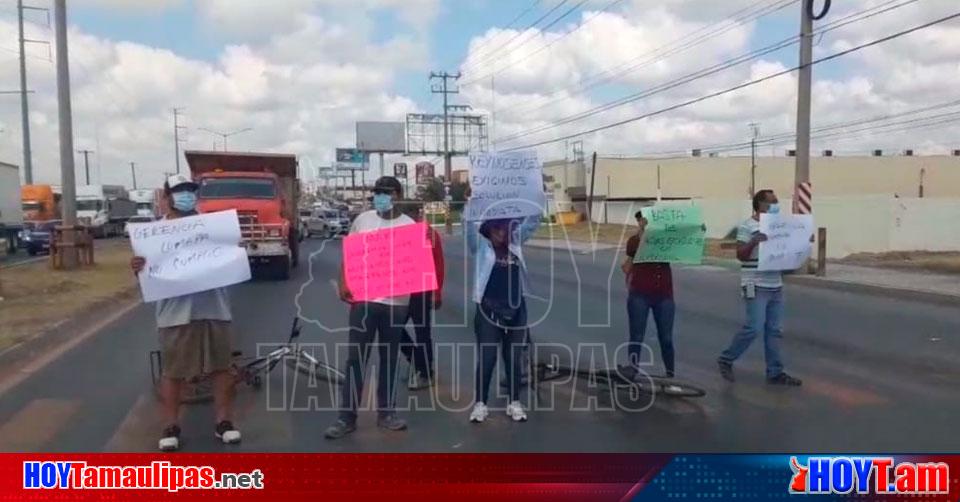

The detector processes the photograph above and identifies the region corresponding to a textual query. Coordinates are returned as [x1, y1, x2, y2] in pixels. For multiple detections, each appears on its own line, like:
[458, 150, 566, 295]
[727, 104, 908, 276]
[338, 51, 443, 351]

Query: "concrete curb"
[0, 287, 142, 396]
[785, 275, 960, 307]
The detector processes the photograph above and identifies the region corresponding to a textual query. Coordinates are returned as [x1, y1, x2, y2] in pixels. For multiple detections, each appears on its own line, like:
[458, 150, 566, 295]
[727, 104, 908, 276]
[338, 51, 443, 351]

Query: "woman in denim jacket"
[465, 211, 541, 423]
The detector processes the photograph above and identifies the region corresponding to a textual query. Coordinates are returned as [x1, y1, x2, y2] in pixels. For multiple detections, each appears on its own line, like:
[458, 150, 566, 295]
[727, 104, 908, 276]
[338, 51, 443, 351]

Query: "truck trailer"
[129, 189, 158, 217]
[186, 150, 301, 280]
[1, 162, 25, 253]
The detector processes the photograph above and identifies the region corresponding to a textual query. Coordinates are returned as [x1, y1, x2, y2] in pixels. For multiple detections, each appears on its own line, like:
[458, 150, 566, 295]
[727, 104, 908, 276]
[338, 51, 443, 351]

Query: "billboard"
[356, 122, 406, 153]
[336, 148, 368, 171]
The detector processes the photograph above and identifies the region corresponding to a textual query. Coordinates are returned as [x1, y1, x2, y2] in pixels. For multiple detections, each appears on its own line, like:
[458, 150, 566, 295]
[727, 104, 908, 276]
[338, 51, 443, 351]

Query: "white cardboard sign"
[129, 210, 251, 302]
[465, 150, 545, 221]
[758, 213, 815, 272]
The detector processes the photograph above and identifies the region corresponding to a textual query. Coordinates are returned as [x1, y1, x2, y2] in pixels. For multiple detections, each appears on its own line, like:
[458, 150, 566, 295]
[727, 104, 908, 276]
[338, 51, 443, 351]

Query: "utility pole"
[130, 162, 137, 189]
[199, 127, 252, 152]
[173, 108, 185, 174]
[17, 1, 49, 185]
[430, 70, 461, 234]
[794, 0, 829, 214]
[749, 122, 761, 197]
[54, 0, 78, 269]
[77, 149, 93, 185]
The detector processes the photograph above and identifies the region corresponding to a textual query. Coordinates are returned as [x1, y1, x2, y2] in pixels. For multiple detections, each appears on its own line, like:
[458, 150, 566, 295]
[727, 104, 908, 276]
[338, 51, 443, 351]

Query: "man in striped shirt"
[717, 189, 802, 386]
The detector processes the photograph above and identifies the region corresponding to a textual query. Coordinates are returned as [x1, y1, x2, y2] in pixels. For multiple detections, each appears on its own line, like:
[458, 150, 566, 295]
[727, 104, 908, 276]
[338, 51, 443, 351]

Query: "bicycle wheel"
[285, 356, 345, 386]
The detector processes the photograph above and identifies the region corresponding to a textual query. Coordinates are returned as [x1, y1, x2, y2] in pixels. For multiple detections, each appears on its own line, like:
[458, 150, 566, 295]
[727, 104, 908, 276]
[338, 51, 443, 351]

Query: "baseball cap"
[165, 174, 198, 192]
[372, 176, 403, 195]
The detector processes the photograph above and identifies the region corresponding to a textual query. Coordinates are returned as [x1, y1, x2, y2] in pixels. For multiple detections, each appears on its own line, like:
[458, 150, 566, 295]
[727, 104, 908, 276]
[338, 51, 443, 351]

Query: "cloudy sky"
[0, 0, 958, 189]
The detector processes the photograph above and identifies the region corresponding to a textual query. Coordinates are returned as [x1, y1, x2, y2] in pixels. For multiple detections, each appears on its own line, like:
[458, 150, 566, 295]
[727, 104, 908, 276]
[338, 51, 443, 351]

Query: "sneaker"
[469, 402, 489, 423]
[159, 425, 180, 452]
[505, 401, 528, 422]
[324, 420, 357, 440]
[767, 373, 803, 386]
[717, 359, 735, 382]
[214, 421, 241, 444]
[408, 372, 434, 391]
[377, 414, 408, 432]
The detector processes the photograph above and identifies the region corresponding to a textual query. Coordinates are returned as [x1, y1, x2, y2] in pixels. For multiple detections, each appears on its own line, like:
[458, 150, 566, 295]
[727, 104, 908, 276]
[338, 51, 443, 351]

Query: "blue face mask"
[373, 193, 393, 213]
[172, 191, 197, 212]
[767, 203, 781, 215]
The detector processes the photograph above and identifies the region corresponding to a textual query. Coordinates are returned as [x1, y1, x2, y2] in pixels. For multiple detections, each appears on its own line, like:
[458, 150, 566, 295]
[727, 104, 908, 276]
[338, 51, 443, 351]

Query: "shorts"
[158, 320, 233, 379]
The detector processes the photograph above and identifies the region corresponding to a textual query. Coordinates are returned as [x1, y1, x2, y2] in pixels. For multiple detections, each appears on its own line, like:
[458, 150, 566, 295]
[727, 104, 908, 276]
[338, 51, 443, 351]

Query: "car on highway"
[22, 219, 61, 256]
[124, 215, 157, 237]
[305, 208, 350, 239]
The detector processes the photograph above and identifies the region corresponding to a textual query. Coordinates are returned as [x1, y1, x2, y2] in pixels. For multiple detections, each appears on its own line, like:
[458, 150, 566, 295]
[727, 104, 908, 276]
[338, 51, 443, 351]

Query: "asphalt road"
[0, 234, 958, 452]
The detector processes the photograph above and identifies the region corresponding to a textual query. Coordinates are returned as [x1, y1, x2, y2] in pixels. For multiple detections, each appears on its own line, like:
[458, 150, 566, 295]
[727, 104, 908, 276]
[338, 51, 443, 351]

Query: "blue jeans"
[474, 302, 527, 403]
[626, 293, 676, 376]
[720, 287, 784, 378]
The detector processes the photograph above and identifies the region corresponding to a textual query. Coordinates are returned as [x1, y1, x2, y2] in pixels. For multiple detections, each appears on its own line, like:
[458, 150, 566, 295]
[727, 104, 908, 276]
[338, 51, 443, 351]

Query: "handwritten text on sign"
[466, 150, 545, 221]
[758, 213, 814, 271]
[128, 210, 251, 302]
[635, 205, 706, 265]
[343, 222, 438, 302]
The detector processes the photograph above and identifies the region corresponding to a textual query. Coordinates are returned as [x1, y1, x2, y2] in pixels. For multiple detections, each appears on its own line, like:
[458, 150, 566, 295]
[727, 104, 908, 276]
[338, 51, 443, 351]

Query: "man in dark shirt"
[622, 209, 676, 378]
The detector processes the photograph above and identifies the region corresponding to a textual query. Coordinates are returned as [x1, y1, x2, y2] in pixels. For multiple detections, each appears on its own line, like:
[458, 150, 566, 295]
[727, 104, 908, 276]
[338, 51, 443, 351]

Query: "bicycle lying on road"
[150, 317, 345, 404]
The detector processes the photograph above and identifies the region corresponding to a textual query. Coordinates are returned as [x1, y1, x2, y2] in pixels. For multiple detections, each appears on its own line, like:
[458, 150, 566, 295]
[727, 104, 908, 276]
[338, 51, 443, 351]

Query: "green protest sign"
[634, 205, 706, 265]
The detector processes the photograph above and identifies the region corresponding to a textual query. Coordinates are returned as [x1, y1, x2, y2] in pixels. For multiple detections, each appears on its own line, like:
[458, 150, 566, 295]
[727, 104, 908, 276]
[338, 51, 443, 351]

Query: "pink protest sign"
[343, 222, 438, 302]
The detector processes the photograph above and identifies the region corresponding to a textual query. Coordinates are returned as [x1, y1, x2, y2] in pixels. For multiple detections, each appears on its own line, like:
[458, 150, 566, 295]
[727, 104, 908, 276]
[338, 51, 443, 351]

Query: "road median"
[0, 241, 141, 370]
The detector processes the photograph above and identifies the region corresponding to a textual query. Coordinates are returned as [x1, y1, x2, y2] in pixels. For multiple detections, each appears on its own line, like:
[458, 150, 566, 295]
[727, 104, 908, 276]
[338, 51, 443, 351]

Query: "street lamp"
[198, 127, 253, 152]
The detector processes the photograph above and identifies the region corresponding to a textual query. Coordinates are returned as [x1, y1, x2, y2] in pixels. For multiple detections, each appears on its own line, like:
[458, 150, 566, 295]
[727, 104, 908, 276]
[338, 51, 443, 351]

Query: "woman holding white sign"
[466, 212, 541, 424]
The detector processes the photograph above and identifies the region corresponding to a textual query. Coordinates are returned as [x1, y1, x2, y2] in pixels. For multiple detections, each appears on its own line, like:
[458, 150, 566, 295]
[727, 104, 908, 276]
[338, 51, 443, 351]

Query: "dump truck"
[186, 150, 301, 280]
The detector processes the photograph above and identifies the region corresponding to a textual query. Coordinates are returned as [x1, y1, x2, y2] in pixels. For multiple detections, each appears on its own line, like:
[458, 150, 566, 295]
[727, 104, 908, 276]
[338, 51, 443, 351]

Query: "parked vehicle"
[23, 219, 61, 256]
[76, 184, 138, 238]
[1, 162, 25, 254]
[129, 189, 158, 218]
[124, 214, 157, 237]
[20, 183, 60, 223]
[298, 208, 311, 239]
[187, 150, 301, 280]
[305, 207, 350, 239]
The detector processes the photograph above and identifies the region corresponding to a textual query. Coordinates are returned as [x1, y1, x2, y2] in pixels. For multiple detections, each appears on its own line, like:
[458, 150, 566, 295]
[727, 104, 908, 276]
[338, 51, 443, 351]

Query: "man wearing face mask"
[130, 175, 240, 451]
[325, 176, 415, 439]
[717, 189, 802, 386]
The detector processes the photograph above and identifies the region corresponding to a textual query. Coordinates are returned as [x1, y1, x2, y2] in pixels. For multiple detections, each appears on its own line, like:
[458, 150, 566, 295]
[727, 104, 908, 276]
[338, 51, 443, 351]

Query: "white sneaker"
[505, 401, 528, 422]
[159, 425, 180, 452]
[469, 402, 489, 423]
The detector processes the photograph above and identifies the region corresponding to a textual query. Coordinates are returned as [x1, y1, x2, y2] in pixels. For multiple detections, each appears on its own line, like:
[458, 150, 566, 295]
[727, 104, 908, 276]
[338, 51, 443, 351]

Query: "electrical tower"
[430, 71, 461, 183]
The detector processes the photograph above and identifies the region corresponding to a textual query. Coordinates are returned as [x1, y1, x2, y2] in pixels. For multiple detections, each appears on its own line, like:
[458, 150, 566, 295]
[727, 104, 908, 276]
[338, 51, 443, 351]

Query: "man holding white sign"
[130, 175, 247, 451]
[718, 189, 803, 387]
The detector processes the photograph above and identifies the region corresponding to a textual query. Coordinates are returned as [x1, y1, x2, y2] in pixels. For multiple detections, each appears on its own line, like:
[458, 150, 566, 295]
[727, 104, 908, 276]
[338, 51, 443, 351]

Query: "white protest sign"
[758, 213, 815, 271]
[465, 150, 545, 221]
[129, 210, 251, 302]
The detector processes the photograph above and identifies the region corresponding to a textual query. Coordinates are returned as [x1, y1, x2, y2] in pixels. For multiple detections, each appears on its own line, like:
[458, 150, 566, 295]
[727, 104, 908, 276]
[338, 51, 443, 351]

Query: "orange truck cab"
[21, 184, 60, 222]
[185, 151, 300, 280]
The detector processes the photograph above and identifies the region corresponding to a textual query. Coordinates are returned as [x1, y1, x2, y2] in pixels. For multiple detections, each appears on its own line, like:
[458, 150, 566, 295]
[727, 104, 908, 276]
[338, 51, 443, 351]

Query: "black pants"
[338, 302, 409, 423]
[474, 302, 527, 403]
[399, 292, 434, 378]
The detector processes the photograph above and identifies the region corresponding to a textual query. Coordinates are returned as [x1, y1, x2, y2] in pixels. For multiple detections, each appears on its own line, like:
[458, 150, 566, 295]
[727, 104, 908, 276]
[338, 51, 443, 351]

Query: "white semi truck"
[129, 189, 158, 217]
[76, 184, 137, 238]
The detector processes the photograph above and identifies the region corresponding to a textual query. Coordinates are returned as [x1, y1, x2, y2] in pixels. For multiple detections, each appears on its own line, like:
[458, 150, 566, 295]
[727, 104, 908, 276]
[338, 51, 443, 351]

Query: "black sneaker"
[377, 414, 408, 432]
[324, 420, 357, 440]
[717, 359, 735, 382]
[408, 372, 434, 391]
[767, 373, 803, 386]
[215, 421, 242, 444]
[159, 424, 181, 452]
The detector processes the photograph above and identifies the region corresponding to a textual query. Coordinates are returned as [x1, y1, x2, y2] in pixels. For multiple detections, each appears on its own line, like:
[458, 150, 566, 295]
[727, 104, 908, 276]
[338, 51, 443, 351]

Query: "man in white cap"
[131, 174, 241, 451]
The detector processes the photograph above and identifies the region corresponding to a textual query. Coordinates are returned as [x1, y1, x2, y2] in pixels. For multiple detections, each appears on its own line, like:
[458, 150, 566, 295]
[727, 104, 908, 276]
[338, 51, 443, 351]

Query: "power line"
[497, 0, 924, 146]
[501, 11, 960, 151]
[461, 0, 625, 86]
[509, 0, 799, 117]
[464, 0, 542, 63]
[460, 0, 574, 74]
